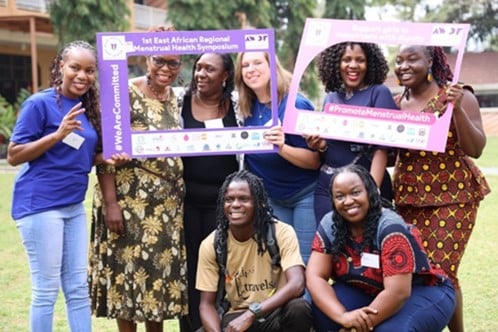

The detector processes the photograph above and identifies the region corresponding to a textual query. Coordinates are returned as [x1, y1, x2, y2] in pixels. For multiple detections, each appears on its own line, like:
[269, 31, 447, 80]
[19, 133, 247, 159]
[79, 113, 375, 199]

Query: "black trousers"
[204, 298, 312, 332]
[180, 198, 218, 332]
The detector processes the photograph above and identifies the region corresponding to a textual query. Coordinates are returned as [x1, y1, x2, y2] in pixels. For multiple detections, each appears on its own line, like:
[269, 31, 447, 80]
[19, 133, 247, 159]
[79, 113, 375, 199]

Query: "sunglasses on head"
[150, 56, 182, 70]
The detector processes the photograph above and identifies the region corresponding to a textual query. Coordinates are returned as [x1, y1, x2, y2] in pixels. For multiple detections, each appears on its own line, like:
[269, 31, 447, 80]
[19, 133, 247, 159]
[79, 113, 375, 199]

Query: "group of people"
[7, 24, 490, 332]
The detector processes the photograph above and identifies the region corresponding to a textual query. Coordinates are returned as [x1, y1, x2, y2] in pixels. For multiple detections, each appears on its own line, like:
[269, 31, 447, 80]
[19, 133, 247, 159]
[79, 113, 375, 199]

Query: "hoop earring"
[397, 78, 401, 86]
[427, 68, 433, 82]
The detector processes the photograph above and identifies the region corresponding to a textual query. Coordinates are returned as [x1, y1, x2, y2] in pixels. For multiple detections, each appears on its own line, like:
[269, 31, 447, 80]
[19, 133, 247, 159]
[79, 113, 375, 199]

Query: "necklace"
[344, 85, 370, 100]
[146, 75, 168, 102]
[256, 100, 271, 119]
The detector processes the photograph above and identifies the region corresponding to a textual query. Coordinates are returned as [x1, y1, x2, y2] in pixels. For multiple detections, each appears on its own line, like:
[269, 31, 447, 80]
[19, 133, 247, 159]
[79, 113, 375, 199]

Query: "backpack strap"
[267, 219, 281, 295]
[267, 219, 281, 268]
[375, 211, 415, 251]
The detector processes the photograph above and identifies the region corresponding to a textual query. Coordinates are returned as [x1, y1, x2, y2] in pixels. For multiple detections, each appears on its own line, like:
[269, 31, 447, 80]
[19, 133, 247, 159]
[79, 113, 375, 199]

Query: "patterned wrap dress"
[89, 83, 188, 321]
[393, 86, 490, 289]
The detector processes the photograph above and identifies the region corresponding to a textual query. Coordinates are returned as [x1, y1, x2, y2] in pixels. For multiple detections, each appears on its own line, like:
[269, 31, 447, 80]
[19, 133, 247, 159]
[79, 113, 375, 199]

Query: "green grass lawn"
[0, 137, 496, 331]
[472, 135, 498, 168]
[0, 173, 180, 332]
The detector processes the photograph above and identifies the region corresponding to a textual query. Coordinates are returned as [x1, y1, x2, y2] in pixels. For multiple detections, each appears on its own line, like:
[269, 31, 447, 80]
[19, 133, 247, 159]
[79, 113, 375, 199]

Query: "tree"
[168, 0, 321, 100]
[368, 0, 498, 50]
[424, 0, 498, 50]
[270, 0, 319, 100]
[167, 0, 273, 30]
[48, 0, 130, 47]
[168, 0, 379, 101]
[323, 0, 366, 20]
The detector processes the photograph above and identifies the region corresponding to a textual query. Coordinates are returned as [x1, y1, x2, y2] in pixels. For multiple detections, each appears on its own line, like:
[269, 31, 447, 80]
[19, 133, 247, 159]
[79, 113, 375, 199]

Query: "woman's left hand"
[95, 152, 131, 167]
[446, 84, 465, 110]
[263, 125, 285, 150]
[106, 152, 131, 167]
[340, 307, 377, 332]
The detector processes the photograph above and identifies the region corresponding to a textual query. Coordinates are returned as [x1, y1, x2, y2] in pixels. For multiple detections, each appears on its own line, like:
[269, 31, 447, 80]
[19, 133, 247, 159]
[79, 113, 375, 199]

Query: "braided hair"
[186, 53, 235, 111]
[426, 46, 454, 87]
[214, 170, 276, 257]
[49, 40, 102, 152]
[328, 164, 392, 255]
[318, 42, 389, 93]
[399, 46, 455, 101]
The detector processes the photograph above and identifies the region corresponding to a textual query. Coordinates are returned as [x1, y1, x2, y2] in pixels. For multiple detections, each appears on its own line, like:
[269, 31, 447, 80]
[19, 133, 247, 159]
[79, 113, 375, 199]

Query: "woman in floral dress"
[89, 28, 187, 332]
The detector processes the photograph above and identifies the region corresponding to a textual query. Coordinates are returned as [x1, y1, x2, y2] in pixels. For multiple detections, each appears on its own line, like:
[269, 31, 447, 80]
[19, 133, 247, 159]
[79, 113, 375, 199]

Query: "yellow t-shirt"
[196, 221, 304, 312]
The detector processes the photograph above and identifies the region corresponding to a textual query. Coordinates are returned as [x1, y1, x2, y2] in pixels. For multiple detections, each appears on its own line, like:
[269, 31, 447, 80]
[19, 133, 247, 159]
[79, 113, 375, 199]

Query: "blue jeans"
[16, 203, 91, 332]
[269, 182, 317, 264]
[312, 279, 456, 332]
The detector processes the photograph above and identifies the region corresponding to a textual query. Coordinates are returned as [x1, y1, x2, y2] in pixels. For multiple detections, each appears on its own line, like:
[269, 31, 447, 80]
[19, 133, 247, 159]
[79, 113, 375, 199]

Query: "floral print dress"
[89, 83, 187, 322]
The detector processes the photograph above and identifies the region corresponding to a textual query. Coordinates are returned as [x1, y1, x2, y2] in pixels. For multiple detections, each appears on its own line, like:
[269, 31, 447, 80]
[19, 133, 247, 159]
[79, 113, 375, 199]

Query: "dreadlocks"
[318, 42, 390, 93]
[214, 170, 276, 256]
[49, 40, 102, 153]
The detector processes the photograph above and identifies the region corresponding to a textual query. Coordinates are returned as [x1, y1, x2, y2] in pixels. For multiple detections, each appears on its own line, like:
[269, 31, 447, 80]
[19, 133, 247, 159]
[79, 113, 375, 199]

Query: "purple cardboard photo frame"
[283, 19, 469, 152]
[97, 29, 279, 158]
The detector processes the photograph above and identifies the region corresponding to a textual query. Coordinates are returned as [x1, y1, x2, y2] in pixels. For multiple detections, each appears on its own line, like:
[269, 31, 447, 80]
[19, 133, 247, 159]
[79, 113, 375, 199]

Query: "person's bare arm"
[97, 172, 124, 235]
[264, 126, 320, 170]
[449, 85, 486, 158]
[365, 273, 412, 329]
[370, 149, 388, 189]
[307, 251, 377, 332]
[8, 103, 85, 166]
[199, 291, 222, 332]
[227, 265, 306, 332]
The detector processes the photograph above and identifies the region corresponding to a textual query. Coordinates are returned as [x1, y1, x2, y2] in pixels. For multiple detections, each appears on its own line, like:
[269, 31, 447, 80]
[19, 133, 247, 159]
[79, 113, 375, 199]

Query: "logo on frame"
[102, 36, 127, 60]
[244, 34, 269, 50]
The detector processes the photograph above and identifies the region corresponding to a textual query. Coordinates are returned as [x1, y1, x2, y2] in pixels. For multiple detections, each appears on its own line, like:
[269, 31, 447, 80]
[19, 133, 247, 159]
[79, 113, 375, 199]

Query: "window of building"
[476, 93, 498, 108]
[0, 54, 38, 104]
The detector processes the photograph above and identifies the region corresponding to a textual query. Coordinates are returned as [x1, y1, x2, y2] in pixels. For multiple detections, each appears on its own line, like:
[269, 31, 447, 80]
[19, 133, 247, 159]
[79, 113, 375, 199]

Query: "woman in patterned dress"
[88, 26, 188, 332]
[393, 45, 490, 332]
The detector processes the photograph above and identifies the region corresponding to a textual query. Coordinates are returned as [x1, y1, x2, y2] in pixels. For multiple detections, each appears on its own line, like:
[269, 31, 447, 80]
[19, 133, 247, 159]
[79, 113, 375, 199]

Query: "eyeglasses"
[150, 56, 182, 70]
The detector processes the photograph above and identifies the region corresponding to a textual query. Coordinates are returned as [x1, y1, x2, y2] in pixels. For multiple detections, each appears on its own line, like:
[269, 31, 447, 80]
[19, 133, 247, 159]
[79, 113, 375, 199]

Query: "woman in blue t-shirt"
[305, 42, 398, 224]
[234, 51, 320, 264]
[7, 41, 125, 332]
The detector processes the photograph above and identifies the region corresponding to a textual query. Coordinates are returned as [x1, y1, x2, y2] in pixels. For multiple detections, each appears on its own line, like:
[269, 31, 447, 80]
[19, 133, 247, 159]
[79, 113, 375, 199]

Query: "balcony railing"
[133, 3, 168, 30]
[1, 1, 168, 30]
[16, 0, 48, 12]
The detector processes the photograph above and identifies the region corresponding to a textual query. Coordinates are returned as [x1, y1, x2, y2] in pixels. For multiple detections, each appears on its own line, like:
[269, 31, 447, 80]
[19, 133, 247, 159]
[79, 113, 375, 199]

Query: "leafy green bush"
[0, 96, 16, 143]
[0, 88, 31, 143]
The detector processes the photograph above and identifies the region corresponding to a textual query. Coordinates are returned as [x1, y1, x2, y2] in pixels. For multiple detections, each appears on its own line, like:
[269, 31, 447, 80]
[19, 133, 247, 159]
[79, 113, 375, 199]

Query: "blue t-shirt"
[10, 88, 98, 219]
[320, 84, 398, 168]
[314, 85, 398, 221]
[244, 94, 319, 200]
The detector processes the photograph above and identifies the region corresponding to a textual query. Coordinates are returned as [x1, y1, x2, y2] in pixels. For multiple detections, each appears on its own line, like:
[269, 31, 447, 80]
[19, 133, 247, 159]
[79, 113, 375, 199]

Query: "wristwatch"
[248, 302, 264, 321]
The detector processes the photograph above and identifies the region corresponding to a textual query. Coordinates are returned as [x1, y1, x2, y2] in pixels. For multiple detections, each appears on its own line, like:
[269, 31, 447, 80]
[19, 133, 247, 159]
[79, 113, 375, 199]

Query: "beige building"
[0, 0, 168, 103]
